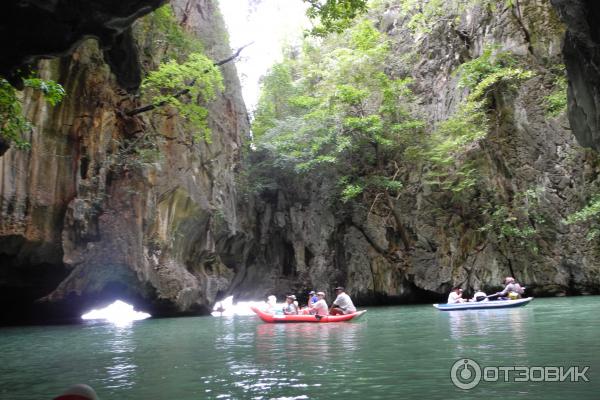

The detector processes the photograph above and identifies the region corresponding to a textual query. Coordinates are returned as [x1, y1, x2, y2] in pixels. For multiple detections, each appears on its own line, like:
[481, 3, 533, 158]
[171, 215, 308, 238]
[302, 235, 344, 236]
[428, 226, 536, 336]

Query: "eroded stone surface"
[551, 0, 600, 150]
[0, 0, 248, 323]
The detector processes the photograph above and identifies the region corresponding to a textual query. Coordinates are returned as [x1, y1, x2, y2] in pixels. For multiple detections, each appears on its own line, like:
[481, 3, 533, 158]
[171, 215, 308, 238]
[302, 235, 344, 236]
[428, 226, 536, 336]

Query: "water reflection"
[101, 325, 137, 390]
[208, 318, 365, 398]
[445, 308, 531, 362]
[254, 322, 365, 360]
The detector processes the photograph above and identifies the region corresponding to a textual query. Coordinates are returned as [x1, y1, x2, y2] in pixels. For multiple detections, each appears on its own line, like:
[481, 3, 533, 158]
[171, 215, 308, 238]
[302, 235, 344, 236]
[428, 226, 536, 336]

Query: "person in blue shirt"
[307, 290, 318, 307]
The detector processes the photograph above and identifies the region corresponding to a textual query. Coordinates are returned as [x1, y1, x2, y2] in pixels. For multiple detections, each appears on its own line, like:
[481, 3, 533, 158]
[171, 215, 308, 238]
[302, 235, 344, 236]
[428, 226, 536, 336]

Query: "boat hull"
[433, 297, 533, 311]
[250, 306, 366, 323]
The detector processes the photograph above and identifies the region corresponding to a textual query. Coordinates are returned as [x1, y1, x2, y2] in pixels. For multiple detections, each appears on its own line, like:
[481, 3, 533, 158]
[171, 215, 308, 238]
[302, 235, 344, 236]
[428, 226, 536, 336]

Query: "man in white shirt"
[447, 288, 465, 304]
[330, 287, 357, 315]
[309, 292, 329, 316]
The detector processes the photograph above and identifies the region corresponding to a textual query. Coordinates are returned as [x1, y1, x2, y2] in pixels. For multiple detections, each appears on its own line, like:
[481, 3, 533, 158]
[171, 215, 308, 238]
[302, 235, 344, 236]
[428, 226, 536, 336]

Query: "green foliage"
[0, 79, 31, 149]
[341, 182, 364, 202]
[141, 53, 224, 142]
[425, 46, 534, 192]
[142, 5, 204, 61]
[137, 4, 223, 143]
[479, 188, 545, 251]
[544, 65, 568, 117]
[23, 78, 66, 106]
[252, 63, 298, 138]
[1, 77, 65, 150]
[251, 20, 422, 202]
[564, 194, 600, 240]
[456, 46, 517, 89]
[393, 0, 494, 35]
[303, 0, 368, 36]
[565, 195, 600, 225]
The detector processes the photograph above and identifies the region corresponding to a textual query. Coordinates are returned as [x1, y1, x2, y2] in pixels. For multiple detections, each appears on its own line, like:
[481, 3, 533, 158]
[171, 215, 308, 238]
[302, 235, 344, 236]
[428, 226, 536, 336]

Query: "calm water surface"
[0, 297, 598, 399]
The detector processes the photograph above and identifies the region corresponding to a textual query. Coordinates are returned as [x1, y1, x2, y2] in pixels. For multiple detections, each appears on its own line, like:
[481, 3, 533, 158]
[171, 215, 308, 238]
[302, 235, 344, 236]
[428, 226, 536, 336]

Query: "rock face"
[0, 0, 248, 323]
[550, 0, 600, 151]
[232, 0, 600, 305]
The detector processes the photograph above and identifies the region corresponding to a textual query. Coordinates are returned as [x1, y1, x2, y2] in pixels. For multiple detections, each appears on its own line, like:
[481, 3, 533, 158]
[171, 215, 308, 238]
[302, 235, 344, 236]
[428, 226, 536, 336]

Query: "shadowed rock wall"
[550, 0, 600, 151]
[0, 0, 249, 323]
[0, 0, 167, 90]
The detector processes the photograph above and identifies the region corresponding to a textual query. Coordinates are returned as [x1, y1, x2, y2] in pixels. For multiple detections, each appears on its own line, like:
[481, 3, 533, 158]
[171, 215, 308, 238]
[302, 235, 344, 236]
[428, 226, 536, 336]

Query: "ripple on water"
[0, 297, 599, 399]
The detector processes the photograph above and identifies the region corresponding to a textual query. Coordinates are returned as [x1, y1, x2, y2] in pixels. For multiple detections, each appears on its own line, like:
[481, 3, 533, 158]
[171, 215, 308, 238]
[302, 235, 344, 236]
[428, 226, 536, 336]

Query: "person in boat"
[309, 291, 329, 316]
[299, 290, 320, 315]
[308, 290, 318, 307]
[283, 295, 299, 315]
[471, 289, 487, 302]
[265, 295, 278, 312]
[447, 287, 465, 304]
[329, 287, 357, 315]
[491, 277, 525, 300]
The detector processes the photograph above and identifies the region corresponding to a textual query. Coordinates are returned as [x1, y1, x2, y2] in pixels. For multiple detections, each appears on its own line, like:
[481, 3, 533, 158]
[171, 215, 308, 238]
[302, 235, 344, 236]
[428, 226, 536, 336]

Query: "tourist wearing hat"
[329, 287, 356, 315]
[308, 291, 329, 316]
[283, 294, 299, 315]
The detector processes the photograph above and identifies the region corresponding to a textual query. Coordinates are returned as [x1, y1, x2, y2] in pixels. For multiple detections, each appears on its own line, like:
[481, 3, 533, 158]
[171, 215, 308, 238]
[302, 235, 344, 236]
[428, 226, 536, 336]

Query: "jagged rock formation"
[551, 0, 600, 151]
[0, 0, 249, 323]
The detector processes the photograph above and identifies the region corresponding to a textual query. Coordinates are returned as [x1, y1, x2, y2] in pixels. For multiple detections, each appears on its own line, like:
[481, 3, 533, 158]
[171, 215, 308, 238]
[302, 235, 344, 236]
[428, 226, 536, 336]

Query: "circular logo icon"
[450, 358, 482, 390]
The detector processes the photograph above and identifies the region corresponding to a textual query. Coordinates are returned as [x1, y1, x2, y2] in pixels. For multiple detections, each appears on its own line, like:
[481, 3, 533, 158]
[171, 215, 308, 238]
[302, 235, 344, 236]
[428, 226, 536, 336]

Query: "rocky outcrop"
[0, 0, 249, 323]
[550, 0, 600, 151]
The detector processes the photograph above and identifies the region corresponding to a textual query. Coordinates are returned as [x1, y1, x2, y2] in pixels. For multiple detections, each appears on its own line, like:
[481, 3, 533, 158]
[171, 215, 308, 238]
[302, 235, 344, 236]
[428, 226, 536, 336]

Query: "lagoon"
[0, 297, 598, 399]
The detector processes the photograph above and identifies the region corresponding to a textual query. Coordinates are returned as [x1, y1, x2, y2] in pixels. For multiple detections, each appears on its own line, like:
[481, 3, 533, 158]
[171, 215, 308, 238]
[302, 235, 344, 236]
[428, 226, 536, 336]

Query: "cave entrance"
[81, 300, 151, 325]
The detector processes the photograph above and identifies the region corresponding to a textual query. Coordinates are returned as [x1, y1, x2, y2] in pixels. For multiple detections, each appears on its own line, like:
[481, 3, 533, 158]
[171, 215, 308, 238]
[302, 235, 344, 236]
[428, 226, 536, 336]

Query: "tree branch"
[126, 43, 253, 117]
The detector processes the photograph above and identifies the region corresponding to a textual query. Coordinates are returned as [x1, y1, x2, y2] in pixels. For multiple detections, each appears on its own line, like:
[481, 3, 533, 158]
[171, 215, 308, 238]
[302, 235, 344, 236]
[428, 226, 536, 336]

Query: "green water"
[0, 297, 598, 399]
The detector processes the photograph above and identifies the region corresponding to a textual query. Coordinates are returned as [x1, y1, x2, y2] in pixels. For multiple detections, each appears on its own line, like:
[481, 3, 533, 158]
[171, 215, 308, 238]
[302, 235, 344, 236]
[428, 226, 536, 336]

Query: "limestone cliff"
[235, 0, 600, 305]
[0, 0, 249, 323]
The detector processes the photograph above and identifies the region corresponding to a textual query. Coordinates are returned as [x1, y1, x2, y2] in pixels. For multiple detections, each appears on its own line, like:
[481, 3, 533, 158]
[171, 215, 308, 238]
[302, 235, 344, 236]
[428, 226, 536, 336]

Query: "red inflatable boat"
[250, 306, 366, 323]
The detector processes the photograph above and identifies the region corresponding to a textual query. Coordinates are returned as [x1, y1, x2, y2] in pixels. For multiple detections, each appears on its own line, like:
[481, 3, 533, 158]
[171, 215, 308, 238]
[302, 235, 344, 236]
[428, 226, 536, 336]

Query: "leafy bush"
[140, 5, 204, 61]
[304, 0, 369, 36]
[479, 188, 545, 252]
[544, 66, 567, 117]
[140, 53, 223, 143]
[564, 194, 600, 240]
[1, 77, 65, 149]
[425, 46, 534, 192]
